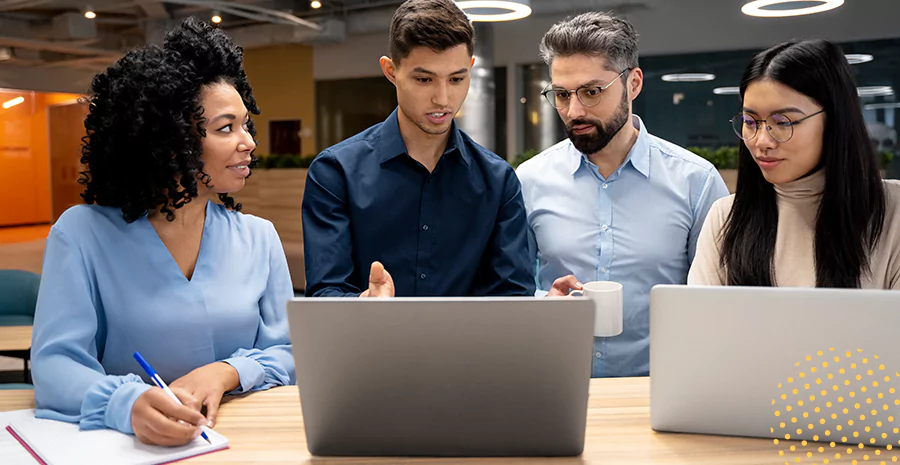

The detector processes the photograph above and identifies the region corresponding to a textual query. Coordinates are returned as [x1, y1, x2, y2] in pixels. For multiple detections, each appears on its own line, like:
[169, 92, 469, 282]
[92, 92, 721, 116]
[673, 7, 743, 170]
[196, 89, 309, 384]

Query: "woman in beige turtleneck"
[688, 39, 900, 289]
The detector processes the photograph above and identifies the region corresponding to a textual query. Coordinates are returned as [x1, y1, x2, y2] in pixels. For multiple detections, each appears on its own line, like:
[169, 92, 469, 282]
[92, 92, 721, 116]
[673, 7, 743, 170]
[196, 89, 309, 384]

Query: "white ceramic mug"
[569, 281, 623, 337]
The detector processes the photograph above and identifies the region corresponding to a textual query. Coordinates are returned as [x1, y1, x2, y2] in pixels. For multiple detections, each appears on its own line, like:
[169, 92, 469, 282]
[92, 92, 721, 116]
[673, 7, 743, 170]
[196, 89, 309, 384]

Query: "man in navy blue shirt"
[302, 0, 534, 298]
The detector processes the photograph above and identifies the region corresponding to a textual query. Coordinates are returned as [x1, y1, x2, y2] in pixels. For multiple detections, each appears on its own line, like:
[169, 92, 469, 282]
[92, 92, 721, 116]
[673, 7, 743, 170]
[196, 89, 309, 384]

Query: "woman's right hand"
[131, 387, 209, 446]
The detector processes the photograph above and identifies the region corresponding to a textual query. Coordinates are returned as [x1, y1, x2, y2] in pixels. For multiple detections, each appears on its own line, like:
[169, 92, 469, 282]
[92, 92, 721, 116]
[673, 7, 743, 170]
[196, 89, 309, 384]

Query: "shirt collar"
[378, 108, 469, 167]
[567, 114, 651, 178]
[626, 115, 651, 178]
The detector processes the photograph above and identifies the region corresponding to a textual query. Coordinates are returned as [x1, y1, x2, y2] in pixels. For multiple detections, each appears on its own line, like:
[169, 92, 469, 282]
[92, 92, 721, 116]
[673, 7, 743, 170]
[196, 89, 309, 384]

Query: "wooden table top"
[0, 377, 856, 464]
[0, 326, 32, 352]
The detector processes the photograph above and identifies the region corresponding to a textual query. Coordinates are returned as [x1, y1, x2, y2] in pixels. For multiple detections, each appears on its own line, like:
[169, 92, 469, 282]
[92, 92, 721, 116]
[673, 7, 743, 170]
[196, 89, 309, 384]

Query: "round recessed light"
[857, 86, 894, 97]
[83, 7, 96, 19]
[456, 0, 532, 22]
[310, 0, 322, 8]
[662, 73, 716, 83]
[845, 54, 874, 65]
[741, 0, 844, 18]
[863, 102, 900, 111]
[713, 87, 740, 95]
[211, 12, 222, 23]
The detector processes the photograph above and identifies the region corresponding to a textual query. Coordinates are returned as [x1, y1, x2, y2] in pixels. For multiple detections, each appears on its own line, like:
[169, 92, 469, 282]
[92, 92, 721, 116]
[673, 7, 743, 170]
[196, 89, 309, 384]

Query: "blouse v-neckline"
[141, 200, 213, 283]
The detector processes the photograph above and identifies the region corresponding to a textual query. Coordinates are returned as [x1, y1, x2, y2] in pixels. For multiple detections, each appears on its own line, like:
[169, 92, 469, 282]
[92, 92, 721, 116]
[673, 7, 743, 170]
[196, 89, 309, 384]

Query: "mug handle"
[568, 290, 584, 297]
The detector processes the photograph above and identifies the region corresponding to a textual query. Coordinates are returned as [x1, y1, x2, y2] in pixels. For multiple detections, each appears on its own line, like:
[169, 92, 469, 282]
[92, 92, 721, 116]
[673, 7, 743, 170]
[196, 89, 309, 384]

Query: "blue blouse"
[30, 201, 295, 435]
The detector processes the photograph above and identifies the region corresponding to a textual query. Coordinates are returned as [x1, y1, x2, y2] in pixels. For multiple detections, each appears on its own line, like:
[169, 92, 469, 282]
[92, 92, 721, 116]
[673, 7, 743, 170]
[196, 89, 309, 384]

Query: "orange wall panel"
[37, 93, 81, 224]
[0, 91, 37, 226]
[0, 90, 80, 227]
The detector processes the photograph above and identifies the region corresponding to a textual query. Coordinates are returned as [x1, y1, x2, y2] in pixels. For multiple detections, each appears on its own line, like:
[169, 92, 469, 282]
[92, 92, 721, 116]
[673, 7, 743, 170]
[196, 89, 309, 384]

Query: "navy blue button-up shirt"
[302, 109, 535, 297]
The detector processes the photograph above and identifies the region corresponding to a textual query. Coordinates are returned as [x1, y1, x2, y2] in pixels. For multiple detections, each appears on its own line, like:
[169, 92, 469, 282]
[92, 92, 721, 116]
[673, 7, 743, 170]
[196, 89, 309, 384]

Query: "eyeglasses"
[540, 69, 630, 109]
[730, 109, 824, 143]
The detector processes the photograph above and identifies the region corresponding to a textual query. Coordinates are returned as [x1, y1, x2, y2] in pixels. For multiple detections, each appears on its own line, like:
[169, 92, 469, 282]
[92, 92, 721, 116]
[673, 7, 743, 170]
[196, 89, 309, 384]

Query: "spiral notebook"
[2, 409, 229, 465]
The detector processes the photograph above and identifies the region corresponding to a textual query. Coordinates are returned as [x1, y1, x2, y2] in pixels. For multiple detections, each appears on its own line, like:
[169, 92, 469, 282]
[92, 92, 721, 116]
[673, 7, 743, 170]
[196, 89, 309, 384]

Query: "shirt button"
[422, 224, 429, 231]
[420, 273, 427, 280]
[600, 267, 607, 273]
[595, 351, 602, 358]
[602, 183, 608, 189]
[601, 224, 609, 232]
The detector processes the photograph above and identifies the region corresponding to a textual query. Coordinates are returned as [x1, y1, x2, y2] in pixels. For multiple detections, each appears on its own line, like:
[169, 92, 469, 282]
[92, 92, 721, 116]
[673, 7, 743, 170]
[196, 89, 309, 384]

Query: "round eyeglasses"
[730, 109, 824, 143]
[540, 69, 630, 109]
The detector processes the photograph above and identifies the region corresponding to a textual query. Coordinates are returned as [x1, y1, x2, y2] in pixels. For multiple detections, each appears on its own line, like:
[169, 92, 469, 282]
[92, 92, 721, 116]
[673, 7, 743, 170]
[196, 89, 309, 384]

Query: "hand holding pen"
[131, 352, 212, 446]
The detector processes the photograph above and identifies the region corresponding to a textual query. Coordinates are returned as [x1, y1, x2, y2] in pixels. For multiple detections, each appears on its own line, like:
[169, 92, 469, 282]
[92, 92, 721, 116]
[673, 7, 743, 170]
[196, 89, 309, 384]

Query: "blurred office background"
[0, 0, 898, 380]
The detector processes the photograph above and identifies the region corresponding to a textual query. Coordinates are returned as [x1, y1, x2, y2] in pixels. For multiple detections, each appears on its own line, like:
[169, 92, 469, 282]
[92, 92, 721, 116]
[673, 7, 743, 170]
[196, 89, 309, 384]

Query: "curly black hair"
[79, 17, 261, 222]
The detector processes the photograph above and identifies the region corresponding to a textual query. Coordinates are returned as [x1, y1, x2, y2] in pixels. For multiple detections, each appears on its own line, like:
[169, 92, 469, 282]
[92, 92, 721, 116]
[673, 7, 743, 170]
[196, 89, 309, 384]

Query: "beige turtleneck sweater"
[688, 170, 900, 289]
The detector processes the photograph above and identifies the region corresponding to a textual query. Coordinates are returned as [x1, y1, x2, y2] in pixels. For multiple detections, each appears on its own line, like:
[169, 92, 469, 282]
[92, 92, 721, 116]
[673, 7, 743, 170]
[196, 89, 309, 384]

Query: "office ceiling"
[0, 0, 896, 72]
[0, 0, 412, 70]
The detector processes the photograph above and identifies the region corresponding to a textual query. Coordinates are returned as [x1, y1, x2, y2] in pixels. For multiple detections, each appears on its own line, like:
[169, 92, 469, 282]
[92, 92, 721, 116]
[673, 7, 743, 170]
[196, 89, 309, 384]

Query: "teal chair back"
[0, 384, 32, 390]
[0, 270, 40, 326]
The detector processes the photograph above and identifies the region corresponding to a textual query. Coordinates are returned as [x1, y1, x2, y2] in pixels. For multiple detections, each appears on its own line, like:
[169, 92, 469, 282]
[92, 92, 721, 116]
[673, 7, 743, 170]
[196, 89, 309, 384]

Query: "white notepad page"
[6, 413, 228, 465]
[0, 409, 38, 464]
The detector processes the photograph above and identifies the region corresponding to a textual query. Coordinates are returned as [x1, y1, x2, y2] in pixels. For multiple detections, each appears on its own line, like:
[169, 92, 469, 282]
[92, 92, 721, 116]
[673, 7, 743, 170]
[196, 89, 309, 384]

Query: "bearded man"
[516, 12, 728, 378]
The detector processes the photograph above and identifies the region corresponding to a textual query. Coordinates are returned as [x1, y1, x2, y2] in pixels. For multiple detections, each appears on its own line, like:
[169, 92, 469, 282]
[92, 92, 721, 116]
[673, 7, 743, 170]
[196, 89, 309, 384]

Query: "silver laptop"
[287, 297, 595, 457]
[650, 285, 900, 447]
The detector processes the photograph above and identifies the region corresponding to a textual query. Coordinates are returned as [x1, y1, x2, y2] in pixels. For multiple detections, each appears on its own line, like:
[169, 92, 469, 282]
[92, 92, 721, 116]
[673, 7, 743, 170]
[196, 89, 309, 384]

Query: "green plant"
[686, 146, 740, 170]
[509, 149, 539, 169]
[687, 147, 895, 171]
[880, 151, 894, 171]
[254, 153, 317, 169]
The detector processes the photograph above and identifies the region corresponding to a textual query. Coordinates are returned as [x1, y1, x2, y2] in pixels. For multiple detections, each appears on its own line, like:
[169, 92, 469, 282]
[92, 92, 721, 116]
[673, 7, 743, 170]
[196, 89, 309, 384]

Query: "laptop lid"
[288, 297, 595, 457]
[650, 285, 900, 450]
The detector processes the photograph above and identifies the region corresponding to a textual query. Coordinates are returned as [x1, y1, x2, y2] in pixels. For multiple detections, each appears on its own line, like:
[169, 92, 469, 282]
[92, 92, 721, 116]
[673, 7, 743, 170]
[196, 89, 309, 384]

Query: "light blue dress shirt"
[516, 115, 728, 378]
[31, 201, 295, 435]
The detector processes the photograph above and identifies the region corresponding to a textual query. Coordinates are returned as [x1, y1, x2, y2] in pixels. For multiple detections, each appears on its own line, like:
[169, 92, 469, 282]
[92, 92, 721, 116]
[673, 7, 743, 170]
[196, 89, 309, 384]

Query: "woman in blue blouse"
[30, 17, 294, 446]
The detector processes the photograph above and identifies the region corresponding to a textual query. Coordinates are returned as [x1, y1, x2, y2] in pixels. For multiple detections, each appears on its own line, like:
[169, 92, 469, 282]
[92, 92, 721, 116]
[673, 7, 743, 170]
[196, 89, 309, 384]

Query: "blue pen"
[133, 351, 211, 444]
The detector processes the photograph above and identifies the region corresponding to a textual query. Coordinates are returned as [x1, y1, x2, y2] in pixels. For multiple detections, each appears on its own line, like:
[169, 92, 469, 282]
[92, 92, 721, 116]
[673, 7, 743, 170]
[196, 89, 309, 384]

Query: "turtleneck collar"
[773, 168, 826, 201]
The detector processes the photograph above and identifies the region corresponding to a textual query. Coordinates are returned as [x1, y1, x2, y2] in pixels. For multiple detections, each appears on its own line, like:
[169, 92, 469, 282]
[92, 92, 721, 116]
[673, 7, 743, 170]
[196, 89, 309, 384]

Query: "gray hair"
[539, 11, 639, 73]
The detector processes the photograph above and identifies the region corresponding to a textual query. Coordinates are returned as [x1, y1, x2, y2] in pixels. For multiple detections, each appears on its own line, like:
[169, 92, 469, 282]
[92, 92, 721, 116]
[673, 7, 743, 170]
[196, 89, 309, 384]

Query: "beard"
[565, 88, 630, 155]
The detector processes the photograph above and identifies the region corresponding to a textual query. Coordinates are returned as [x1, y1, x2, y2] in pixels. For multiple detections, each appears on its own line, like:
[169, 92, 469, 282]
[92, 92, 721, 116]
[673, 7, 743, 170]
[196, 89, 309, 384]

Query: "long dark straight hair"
[721, 40, 886, 287]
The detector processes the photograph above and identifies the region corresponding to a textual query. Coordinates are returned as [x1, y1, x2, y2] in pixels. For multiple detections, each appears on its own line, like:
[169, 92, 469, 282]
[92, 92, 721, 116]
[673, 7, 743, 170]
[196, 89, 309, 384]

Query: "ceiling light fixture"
[456, 0, 531, 22]
[165, 0, 320, 29]
[845, 54, 874, 65]
[211, 11, 222, 23]
[83, 6, 96, 19]
[3, 96, 25, 109]
[662, 73, 716, 83]
[0, 48, 11, 62]
[713, 87, 740, 95]
[741, 0, 844, 18]
[863, 102, 900, 111]
[310, 0, 322, 8]
[857, 86, 894, 97]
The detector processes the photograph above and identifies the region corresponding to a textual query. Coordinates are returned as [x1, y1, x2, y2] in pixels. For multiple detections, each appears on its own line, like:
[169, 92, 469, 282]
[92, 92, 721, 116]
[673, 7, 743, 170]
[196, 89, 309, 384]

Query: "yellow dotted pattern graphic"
[773, 349, 900, 464]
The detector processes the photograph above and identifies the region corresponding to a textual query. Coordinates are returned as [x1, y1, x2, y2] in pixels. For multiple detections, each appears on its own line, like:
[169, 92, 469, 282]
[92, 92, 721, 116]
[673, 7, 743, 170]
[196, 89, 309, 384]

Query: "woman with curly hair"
[30, 17, 294, 446]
